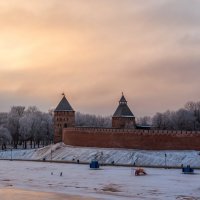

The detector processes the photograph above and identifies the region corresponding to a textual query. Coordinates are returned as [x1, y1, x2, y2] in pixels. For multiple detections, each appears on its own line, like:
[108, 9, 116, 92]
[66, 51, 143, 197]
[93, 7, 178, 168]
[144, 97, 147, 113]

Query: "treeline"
[75, 112, 111, 127]
[138, 101, 200, 131]
[0, 108, 112, 150]
[0, 106, 53, 149]
[1, 100, 200, 150]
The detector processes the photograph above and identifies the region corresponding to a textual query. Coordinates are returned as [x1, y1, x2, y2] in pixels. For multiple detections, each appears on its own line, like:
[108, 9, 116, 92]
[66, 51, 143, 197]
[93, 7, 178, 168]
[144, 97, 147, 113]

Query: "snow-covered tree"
[0, 127, 12, 150]
[152, 104, 198, 131]
[137, 116, 152, 126]
[19, 114, 33, 148]
[7, 106, 25, 148]
[75, 112, 111, 127]
[173, 109, 195, 131]
[19, 106, 53, 148]
[185, 101, 200, 130]
[0, 112, 8, 127]
[39, 113, 53, 146]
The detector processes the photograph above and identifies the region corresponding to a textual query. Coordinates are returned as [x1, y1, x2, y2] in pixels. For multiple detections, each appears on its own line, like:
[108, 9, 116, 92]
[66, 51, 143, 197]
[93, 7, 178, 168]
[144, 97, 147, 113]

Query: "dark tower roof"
[55, 95, 74, 112]
[113, 93, 134, 117]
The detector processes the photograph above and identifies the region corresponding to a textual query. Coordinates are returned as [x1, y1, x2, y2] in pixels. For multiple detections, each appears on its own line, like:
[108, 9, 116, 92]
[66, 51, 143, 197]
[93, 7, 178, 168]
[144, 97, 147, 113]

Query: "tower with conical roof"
[112, 93, 136, 129]
[54, 94, 75, 143]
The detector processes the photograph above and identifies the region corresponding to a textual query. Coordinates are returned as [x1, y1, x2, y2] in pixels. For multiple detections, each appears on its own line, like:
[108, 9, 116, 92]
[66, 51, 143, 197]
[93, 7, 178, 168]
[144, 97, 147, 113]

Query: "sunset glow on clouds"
[0, 0, 200, 117]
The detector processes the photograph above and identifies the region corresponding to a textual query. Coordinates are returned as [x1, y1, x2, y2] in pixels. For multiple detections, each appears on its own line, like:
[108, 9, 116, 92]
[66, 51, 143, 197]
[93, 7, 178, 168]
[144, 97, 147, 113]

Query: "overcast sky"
[0, 0, 200, 117]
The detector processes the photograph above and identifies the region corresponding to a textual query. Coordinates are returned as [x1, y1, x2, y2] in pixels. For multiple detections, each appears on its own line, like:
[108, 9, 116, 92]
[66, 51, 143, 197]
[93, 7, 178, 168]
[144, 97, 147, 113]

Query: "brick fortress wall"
[62, 128, 200, 150]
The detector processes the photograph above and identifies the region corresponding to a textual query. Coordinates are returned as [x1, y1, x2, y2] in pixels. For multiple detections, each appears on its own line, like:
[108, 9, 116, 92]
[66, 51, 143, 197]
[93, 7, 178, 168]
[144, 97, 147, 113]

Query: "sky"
[0, 0, 200, 117]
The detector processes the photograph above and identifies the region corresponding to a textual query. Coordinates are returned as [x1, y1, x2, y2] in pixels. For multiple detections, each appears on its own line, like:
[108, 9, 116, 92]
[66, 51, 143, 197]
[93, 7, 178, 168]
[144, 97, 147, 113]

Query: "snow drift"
[0, 143, 200, 168]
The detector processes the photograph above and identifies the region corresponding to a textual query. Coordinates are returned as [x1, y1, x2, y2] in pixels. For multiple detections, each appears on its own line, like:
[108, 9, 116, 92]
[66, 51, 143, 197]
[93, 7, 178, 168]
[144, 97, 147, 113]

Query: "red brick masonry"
[63, 128, 200, 150]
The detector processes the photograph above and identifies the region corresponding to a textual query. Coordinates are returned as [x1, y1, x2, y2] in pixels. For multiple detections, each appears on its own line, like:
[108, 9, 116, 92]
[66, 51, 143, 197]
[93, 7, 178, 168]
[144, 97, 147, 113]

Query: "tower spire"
[119, 92, 127, 104]
[55, 94, 74, 112]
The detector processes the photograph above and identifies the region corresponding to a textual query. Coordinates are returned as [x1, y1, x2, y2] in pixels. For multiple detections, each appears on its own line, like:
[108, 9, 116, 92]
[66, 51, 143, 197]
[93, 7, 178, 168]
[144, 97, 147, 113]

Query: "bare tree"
[0, 127, 12, 150]
[152, 113, 163, 129]
[0, 113, 8, 127]
[7, 106, 25, 148]
[137, 116, 152, 126]
[19, 114, 33, 148]
[152, 104, 197, 131]
[173, 109, 195, 131]
[19, 106, 53, 148]
[75, 112, 111, 127]
[185, 101, 200, 130]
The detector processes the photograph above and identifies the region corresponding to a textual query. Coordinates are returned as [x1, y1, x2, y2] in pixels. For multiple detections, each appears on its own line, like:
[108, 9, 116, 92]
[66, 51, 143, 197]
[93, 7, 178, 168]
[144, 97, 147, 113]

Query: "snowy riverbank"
[0, 143, 200, 168]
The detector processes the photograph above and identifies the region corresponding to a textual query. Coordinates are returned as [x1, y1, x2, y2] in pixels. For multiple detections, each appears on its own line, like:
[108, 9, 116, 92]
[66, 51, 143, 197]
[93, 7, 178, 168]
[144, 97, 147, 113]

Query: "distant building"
[54, 95, 75, 143]
[54, 94, 200, 150]
[54, 93, 135, 142]
[112, 93, 136, 129]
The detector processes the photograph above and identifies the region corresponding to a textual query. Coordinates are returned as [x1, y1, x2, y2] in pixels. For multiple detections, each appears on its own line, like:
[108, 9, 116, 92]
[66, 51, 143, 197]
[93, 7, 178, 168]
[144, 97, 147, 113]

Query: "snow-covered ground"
[0, 188, 95, 200]
[0, 160, 200, 200]
[0, 143, 200, 168]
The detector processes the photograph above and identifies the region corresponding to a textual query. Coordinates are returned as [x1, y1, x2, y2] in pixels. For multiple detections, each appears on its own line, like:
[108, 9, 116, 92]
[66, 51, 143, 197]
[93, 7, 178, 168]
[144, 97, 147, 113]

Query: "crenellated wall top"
[63, 127, 200, 136]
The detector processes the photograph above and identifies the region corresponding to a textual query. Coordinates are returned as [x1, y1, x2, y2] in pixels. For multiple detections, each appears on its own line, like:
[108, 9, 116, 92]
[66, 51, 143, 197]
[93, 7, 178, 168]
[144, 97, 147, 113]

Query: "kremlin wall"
[54, 94, 200, 150]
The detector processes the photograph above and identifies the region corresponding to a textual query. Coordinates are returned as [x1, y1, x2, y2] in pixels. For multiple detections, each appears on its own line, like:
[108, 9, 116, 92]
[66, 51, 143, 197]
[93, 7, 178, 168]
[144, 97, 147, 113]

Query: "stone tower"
[112, 93, 136, 129]
[54, 95, 75, 143]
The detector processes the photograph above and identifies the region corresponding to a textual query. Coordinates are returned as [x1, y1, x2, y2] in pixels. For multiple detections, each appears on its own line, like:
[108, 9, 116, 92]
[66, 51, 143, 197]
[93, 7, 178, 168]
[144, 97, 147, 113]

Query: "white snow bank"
[0, 143, 200, 167]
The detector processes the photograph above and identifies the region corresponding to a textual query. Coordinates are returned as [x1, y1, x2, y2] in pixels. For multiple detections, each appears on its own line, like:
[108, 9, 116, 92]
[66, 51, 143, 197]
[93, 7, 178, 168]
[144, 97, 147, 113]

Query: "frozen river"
[0, 188, 96, 200]
[0, 160, 200, 200]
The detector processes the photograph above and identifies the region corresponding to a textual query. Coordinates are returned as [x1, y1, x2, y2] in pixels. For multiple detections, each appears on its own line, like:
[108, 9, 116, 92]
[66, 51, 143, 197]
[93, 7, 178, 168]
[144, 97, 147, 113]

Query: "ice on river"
[0, 160, 199, 200]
